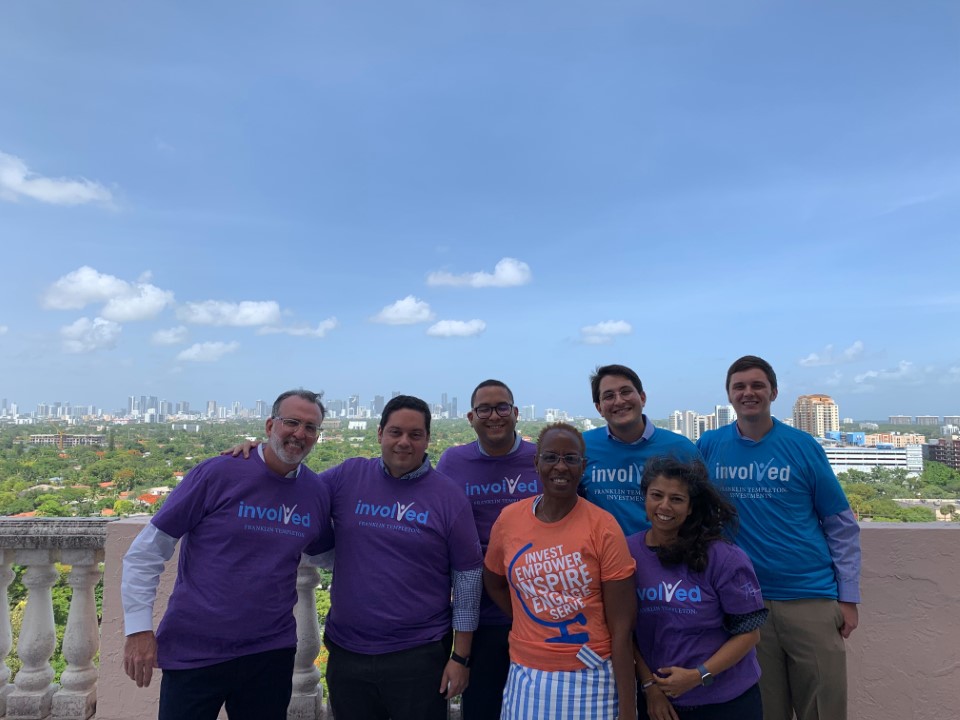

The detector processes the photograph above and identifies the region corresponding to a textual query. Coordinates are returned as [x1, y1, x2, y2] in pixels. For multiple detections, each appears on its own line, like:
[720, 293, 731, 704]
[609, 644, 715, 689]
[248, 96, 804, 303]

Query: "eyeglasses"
[273, 416, 321, 437]
[538, 452, 585, 466]
[599, 387, 638, 405]
[473, 403, 514, 419]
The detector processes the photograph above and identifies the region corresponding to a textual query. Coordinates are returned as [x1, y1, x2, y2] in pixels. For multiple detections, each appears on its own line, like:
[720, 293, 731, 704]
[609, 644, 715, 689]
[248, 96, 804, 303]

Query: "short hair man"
[580, 364, 701, 534]
[435, 380, 538, 720]
[696, 356, 861, 720]
[122, 389, 332, 720]
[322, 394, 483, 720]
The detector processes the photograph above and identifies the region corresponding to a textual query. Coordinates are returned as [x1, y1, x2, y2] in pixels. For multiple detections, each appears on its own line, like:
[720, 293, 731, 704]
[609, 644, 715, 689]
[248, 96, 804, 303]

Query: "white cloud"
[43, 266, 130, 310]
[799, 340, 864, 367]
[102, 283, 175, 322]
[854, 360, 914, 384]
[580, 320, 632, 345]
[151, 326, 189, 345]
[427, 319, 486, 337]
[176, 341, 240, 362]
[60, 317, 122, 354]
[0, 151, 113, 206]
[177, 300, 281, 326]
[427, 258, 532, 288]
[258, 318, 339, 337]
[42, 266, 173, 320]
[371, 296, 435, 325]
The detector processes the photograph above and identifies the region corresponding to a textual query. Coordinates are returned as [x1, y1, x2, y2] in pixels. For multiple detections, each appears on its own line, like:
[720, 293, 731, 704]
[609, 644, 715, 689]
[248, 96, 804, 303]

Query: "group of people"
[121, 355, 861, 720]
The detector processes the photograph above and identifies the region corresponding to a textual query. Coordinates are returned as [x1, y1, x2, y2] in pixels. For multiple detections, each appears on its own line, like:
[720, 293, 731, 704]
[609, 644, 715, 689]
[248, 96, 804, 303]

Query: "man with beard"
[121, 389, 332, 720]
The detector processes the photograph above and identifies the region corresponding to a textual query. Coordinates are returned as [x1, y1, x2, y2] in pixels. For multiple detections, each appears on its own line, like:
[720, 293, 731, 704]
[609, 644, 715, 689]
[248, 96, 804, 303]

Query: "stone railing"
[0, 518, 110, 720]
[2, 519, 958, 720]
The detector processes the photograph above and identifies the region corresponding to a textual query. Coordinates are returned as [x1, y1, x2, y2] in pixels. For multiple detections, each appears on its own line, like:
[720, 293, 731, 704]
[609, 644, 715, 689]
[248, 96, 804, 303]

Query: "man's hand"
[439, 659, 469, 699]
[220, 439, 261, 458]
[839, 601, 859, 639]
[124, 631, 158, 688]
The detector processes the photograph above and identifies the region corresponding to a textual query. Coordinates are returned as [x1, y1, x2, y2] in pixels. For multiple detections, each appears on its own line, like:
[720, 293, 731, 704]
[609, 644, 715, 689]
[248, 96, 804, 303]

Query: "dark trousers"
[325, 633, 453, 720]
[158, 647, 296, 720]
[461, 624, 510, 720]
[639, 683, 762, 720]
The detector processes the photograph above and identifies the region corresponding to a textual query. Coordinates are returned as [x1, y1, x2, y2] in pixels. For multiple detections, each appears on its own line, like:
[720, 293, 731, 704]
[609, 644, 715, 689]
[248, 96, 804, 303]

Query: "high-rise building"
[348, 395, 360, 417]
[915, 415, 939, 426]
[715, 405, 736, 427]
[373, 395, 385, 415]
[888, 415, 912, 425]
[521, 405, 536, 421]
[232, 400, 242, 417]
[944, 416, 960, 426]
[793, 395, 840, 438]
[255, 399, 268, 418]
[176, 401, 190, 414]
[449, 397, 458, 419]
[206, 400, 217, 418]
[923, 436, 960, 471]
[668, 411, 683, 435]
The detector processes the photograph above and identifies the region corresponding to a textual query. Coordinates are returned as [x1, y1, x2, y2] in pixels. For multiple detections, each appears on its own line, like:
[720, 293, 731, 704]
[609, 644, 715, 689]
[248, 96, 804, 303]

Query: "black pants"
[639, 683, 763, 720]
[325, 633, 452, 720]
[461, 624, 511, 720]
[158, 647, 296, 720]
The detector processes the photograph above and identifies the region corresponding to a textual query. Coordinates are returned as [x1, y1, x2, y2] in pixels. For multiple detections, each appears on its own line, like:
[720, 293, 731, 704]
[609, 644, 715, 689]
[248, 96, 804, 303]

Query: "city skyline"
[3, 2, 959, 420]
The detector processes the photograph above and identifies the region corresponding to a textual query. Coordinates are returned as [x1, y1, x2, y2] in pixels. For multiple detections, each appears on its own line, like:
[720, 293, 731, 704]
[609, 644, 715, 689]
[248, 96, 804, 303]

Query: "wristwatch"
[697, 664, 714, 686]
[450, 652, 471, 668]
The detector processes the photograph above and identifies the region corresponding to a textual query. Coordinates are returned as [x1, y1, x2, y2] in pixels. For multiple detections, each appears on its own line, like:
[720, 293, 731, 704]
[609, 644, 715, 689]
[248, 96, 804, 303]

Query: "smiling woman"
[482, 423, 637, 720]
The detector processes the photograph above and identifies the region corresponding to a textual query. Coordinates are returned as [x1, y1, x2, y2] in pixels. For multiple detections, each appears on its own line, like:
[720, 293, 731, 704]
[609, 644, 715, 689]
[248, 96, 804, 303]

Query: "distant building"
[944, 416, 960, 426]
[715, 404, 736, 427]
[793, 394, 839, 438]
[888, 415, 912, 425]
[29, 434, 105, 448]
[825, 445, 923, 477]
[915, 415, 939, 426]
[865, 432, 926, 448]
[924, 437, 960, 471]
[521, 405, 536, 421]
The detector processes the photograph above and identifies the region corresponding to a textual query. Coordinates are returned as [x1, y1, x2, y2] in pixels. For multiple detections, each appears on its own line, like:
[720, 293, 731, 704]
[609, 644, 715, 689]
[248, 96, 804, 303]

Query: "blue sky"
[1, 1, 958, 421]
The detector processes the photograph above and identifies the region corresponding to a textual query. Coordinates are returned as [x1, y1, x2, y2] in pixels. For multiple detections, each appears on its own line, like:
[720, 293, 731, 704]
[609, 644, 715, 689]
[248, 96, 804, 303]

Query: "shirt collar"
[477, 432, 522, 457]
[606, 414, 655, 446]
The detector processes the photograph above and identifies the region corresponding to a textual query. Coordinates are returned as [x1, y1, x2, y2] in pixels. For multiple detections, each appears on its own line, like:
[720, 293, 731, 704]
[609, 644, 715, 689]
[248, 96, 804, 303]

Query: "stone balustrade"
[1, 519, 957, 720]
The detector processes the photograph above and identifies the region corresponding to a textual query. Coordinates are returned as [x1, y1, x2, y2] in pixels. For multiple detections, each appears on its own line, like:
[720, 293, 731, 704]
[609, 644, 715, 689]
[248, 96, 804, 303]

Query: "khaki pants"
[758, 598, 847, 720]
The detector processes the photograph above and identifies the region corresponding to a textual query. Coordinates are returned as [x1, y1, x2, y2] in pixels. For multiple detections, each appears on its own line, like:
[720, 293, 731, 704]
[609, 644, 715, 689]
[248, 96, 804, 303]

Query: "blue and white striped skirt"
[500, 658, 617, 719]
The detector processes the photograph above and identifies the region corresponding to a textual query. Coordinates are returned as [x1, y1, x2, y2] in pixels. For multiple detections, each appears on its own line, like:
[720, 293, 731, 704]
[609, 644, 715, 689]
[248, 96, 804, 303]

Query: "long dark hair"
[641, 457, 738, 572]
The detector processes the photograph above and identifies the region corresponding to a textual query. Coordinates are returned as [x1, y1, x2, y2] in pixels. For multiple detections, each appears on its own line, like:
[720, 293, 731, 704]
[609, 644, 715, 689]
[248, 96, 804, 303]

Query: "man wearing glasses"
[580, 364, 700, 534]
[435, 380, 538, 720]
[121, 389, 333, 720]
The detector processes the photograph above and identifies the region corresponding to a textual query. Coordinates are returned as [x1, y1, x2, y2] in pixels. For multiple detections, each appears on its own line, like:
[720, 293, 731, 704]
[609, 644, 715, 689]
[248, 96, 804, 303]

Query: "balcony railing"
[1, 518, 957, 720]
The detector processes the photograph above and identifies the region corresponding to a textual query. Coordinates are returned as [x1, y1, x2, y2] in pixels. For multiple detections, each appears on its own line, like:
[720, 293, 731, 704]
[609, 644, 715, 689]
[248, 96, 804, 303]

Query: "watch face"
[701, 672, 714, 686]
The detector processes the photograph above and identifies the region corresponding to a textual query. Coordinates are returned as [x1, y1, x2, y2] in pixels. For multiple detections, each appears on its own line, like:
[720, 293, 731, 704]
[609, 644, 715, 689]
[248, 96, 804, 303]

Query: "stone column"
[287, 558, 322, 720]
[7, 549, 59, 720]
[52, 548, 105, 720]
[0, 550, 15, 715]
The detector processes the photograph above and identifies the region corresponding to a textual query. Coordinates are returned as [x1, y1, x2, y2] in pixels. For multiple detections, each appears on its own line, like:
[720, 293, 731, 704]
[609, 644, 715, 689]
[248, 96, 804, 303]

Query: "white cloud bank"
[61, 317, 122, 353]
[371, 296, 435, 325]
[855, 360, 914, 384]
[0, 151, 113, 206]
[427, 258, 532, 288]
[151, 326, 189, 345]
[259, 318, 339, 338]
[427, 320, 486, 337]
[43, 266, 173, 321]
[799, 340, 864, 367]
[177, 300, 281, 327]
[176, 341, 240, 362]
[580, 320, 632, 345]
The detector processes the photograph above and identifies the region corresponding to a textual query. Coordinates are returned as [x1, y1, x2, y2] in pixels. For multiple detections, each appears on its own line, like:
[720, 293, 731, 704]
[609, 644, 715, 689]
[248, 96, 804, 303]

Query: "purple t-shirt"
[151, 454, 333, 669]
[627, 532, 764, 707]
[322, 457, 483, 654]
[436, 439, 539, 625]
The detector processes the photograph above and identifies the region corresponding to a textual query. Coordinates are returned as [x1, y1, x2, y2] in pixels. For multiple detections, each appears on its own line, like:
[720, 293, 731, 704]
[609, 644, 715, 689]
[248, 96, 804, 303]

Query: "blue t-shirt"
[580, 421, 700, 535]
[697, 419, 851, 600]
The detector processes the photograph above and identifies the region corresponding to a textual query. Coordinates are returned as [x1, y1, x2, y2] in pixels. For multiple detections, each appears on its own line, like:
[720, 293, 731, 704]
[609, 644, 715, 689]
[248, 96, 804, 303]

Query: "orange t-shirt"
[485, 496, 635, 671]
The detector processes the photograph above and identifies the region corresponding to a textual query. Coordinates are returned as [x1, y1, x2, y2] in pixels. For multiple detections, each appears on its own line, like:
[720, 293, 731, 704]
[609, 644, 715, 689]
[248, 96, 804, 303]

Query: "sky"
[1, 1, 959, 421]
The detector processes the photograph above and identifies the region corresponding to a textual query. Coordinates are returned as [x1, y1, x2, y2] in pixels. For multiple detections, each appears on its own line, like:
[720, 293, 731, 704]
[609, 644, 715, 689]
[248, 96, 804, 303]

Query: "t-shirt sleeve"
[304, 477, 335, 556]
[710, 543, 765, 615]
[151, 457, 220, 539]
[447, 500, 483, 572]
[597, 515, 636, 582]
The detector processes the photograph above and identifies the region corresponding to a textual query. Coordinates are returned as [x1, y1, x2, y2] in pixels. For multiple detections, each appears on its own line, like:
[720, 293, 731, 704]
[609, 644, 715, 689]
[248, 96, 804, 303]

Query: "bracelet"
[640, 679, 656, 692]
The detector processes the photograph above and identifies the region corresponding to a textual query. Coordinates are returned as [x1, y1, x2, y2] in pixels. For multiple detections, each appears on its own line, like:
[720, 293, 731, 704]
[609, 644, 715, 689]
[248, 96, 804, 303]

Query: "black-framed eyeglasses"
[273, 416, 321, 437]
[473, 403, 514, 419]
[537, 452, 585, 466]
[599, 387, 637, 405]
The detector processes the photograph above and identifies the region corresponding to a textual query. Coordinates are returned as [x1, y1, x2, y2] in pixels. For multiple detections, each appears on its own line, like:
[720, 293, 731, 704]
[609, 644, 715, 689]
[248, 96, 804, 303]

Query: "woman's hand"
[653, 666, 702, 700]
[644, 684, 679, 720]
[220, 439, 261, 457]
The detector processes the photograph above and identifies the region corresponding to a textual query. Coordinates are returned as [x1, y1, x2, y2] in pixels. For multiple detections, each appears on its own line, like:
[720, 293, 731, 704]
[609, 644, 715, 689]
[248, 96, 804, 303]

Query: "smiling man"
[121, 389, 332, 720]
[579, 364, 700, 535]
[436, 380, 538, 720]
[697, 355, 861, 720]
[321, 394, 483, 720]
